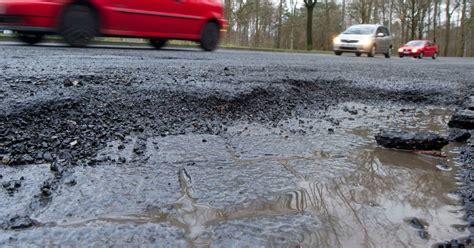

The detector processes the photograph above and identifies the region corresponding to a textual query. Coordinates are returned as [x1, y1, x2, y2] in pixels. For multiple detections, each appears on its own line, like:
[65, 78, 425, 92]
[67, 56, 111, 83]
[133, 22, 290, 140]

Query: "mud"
[1, 42, 474, 247]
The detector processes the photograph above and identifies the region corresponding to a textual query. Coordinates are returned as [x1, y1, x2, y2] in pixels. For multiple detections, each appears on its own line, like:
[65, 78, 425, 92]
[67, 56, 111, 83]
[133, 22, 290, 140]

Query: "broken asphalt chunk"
[375, 130, 448, 150]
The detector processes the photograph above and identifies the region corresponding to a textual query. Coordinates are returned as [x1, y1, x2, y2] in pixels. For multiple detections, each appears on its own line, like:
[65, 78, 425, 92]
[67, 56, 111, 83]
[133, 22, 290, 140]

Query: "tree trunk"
[254, 0, 260, 47]
[433, 0, 438, 43]
[342, 0, 346, 30]
[444, 0, 451, 56]
[304, 0, 316, 51]
[307, 5, 315, 50]
[276, 0, 284, 49]
[459, 0, 467, 56]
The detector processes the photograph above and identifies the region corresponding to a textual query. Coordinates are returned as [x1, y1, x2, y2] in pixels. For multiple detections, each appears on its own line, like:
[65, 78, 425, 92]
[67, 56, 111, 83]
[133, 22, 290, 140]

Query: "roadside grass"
[0, 34, 331, 54]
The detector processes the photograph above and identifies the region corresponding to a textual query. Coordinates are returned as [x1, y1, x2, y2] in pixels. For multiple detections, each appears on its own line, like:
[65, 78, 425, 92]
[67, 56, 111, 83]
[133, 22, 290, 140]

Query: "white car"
[333, 24, 393, 58]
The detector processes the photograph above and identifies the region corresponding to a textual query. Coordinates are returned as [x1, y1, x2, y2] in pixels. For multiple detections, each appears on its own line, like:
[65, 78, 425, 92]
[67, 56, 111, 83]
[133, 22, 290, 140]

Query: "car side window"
[427, 41, 432, 46]
[376, 27, 383, 36]
[383, 27, 390, 36]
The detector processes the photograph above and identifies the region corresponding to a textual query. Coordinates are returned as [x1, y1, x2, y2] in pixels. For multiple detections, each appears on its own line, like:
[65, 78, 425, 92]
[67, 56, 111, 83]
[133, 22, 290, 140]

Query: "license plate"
[404, 51, 410, 54]
[343, 44, 356, 48]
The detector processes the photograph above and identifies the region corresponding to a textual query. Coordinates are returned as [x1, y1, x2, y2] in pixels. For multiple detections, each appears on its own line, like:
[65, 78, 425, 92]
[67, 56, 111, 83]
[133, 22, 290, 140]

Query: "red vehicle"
[0, 0, 227, 51]
[398, 40, 439, 59]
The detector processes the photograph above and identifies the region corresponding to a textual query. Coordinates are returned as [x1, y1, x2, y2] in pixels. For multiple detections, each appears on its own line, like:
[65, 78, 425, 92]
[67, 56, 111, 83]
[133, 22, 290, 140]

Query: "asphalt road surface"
[1, 42, 473, 247]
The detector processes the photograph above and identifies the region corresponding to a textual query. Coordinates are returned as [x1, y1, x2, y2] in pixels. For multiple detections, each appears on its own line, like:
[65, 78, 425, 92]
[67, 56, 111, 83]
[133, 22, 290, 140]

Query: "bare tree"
[458, 0, 468, 56]
[220, 0, 473, 56]
[275, 0, 285, 48]
[444, 0, 461, 56]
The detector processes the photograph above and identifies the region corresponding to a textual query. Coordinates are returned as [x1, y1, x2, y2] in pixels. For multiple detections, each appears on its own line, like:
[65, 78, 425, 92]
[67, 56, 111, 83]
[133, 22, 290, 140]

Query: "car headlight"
[412, 48, 418, 53]
[398, 48, 404, 52]
[359, 38, 372, 46]
[333, 37, 341, 44]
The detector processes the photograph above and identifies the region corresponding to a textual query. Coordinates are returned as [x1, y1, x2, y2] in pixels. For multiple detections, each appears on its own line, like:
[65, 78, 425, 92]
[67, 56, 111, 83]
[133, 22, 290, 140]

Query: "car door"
[173, 0, 205, 36]
[105, 0, 156, 34]
[375, 27, 387, 53]
[152, 0, 201, 36]
[426, 41, 435, 56]
[383, 27, 392, 51]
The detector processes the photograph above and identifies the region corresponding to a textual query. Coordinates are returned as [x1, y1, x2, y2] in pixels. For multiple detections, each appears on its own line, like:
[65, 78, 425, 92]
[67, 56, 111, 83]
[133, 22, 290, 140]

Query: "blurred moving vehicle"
[333, 24, 393, 58]
[0, 0, 226, 51]
[398, 40, 438, 59]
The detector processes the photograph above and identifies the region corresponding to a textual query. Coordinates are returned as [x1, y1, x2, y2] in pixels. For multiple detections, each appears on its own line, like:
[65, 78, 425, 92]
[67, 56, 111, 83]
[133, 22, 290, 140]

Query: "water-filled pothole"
[1, 104, 467, 247]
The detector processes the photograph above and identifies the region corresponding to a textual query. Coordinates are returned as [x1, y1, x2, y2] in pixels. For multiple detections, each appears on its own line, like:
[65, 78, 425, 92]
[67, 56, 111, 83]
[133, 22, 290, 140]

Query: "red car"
[0, 0, 226, 51]
[398, 40, 438, 59]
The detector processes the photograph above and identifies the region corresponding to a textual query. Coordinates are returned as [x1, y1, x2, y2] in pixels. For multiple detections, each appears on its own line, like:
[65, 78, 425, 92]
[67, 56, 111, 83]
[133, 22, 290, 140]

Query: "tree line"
[222, 0, 474, 57]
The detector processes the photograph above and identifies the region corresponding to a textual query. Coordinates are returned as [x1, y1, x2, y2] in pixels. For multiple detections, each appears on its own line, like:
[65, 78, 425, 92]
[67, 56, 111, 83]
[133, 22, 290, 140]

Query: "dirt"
[1, 42, 474, 247]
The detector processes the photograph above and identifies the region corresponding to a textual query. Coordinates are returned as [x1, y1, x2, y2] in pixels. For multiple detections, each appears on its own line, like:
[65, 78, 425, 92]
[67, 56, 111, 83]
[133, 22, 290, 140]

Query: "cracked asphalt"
[0, 42, 473, 247]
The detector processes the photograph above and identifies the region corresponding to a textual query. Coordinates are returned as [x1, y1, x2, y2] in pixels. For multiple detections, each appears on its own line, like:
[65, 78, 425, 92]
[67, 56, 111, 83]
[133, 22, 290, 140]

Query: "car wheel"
[150, 38, 167, 49]
[335, 51, 342, 56]
[60, 5, 98, 47]
[384, 47, 392, 58]
[368, 46, 376, 57]
[17, 32, 44, 45]
[418, 52, 424, 59]
[200, 22, 220, 52]
[432, 52, 438, 60]
[399, 54, 404, 58]
[355, 52, 361, 57]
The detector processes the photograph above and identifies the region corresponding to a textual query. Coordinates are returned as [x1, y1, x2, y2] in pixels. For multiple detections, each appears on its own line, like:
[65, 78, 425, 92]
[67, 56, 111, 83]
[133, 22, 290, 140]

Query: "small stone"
[41, 186, 51, 197]
[20, 154, 34, 164]
[63, 79, 73, 87]
[43, 152, 54, 162]
[2, 155, 10, 164]
[65, 179, 77, 186]
[436, 164, 453, 172]
[49, 162, 59, 172]
[7, 215, 37, 229]
[408, 217, 427, 230]
[70, 140, 78, 147]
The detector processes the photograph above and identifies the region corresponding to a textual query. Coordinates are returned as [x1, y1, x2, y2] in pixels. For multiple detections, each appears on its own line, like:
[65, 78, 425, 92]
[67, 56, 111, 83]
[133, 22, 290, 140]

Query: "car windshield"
[342, 25, 376, 35]
[406, 41, 425, 46]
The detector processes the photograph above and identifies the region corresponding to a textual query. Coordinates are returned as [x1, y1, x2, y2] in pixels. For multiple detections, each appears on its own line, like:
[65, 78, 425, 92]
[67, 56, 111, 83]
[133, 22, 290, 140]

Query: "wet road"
[1, 42, 474, 247]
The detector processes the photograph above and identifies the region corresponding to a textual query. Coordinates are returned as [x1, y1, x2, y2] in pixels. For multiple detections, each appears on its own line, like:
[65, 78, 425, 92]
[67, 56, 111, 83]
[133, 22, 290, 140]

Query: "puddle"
[1, 103, 468, 247]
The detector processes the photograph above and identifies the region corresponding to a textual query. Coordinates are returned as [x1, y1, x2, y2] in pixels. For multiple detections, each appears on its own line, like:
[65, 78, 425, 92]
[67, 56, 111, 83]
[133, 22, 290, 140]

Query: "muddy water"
[1, 104, 468, 247]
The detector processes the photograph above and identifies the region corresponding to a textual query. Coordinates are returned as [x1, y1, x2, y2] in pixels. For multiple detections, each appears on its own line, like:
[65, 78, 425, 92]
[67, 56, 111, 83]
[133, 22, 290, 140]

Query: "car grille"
[340, 47, 357, 50]
[341, 39, 358, 43]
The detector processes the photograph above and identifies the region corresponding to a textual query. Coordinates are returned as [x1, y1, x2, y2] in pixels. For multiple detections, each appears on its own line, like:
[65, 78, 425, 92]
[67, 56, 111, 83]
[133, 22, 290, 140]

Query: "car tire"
[200, 22, 220, 52]
[355, 52, 361, 57]
[17, 32, 44, 45]
[368, 46, 376, 57]
[150, 38, 167, 49]
[384, 47, 392, 58]
[335, 51, 342, 56]
[432, 53, 438, 60]
[418, 53, 424, 59]
[60, 5, 98, 47]
[399, 54, 404, 58]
